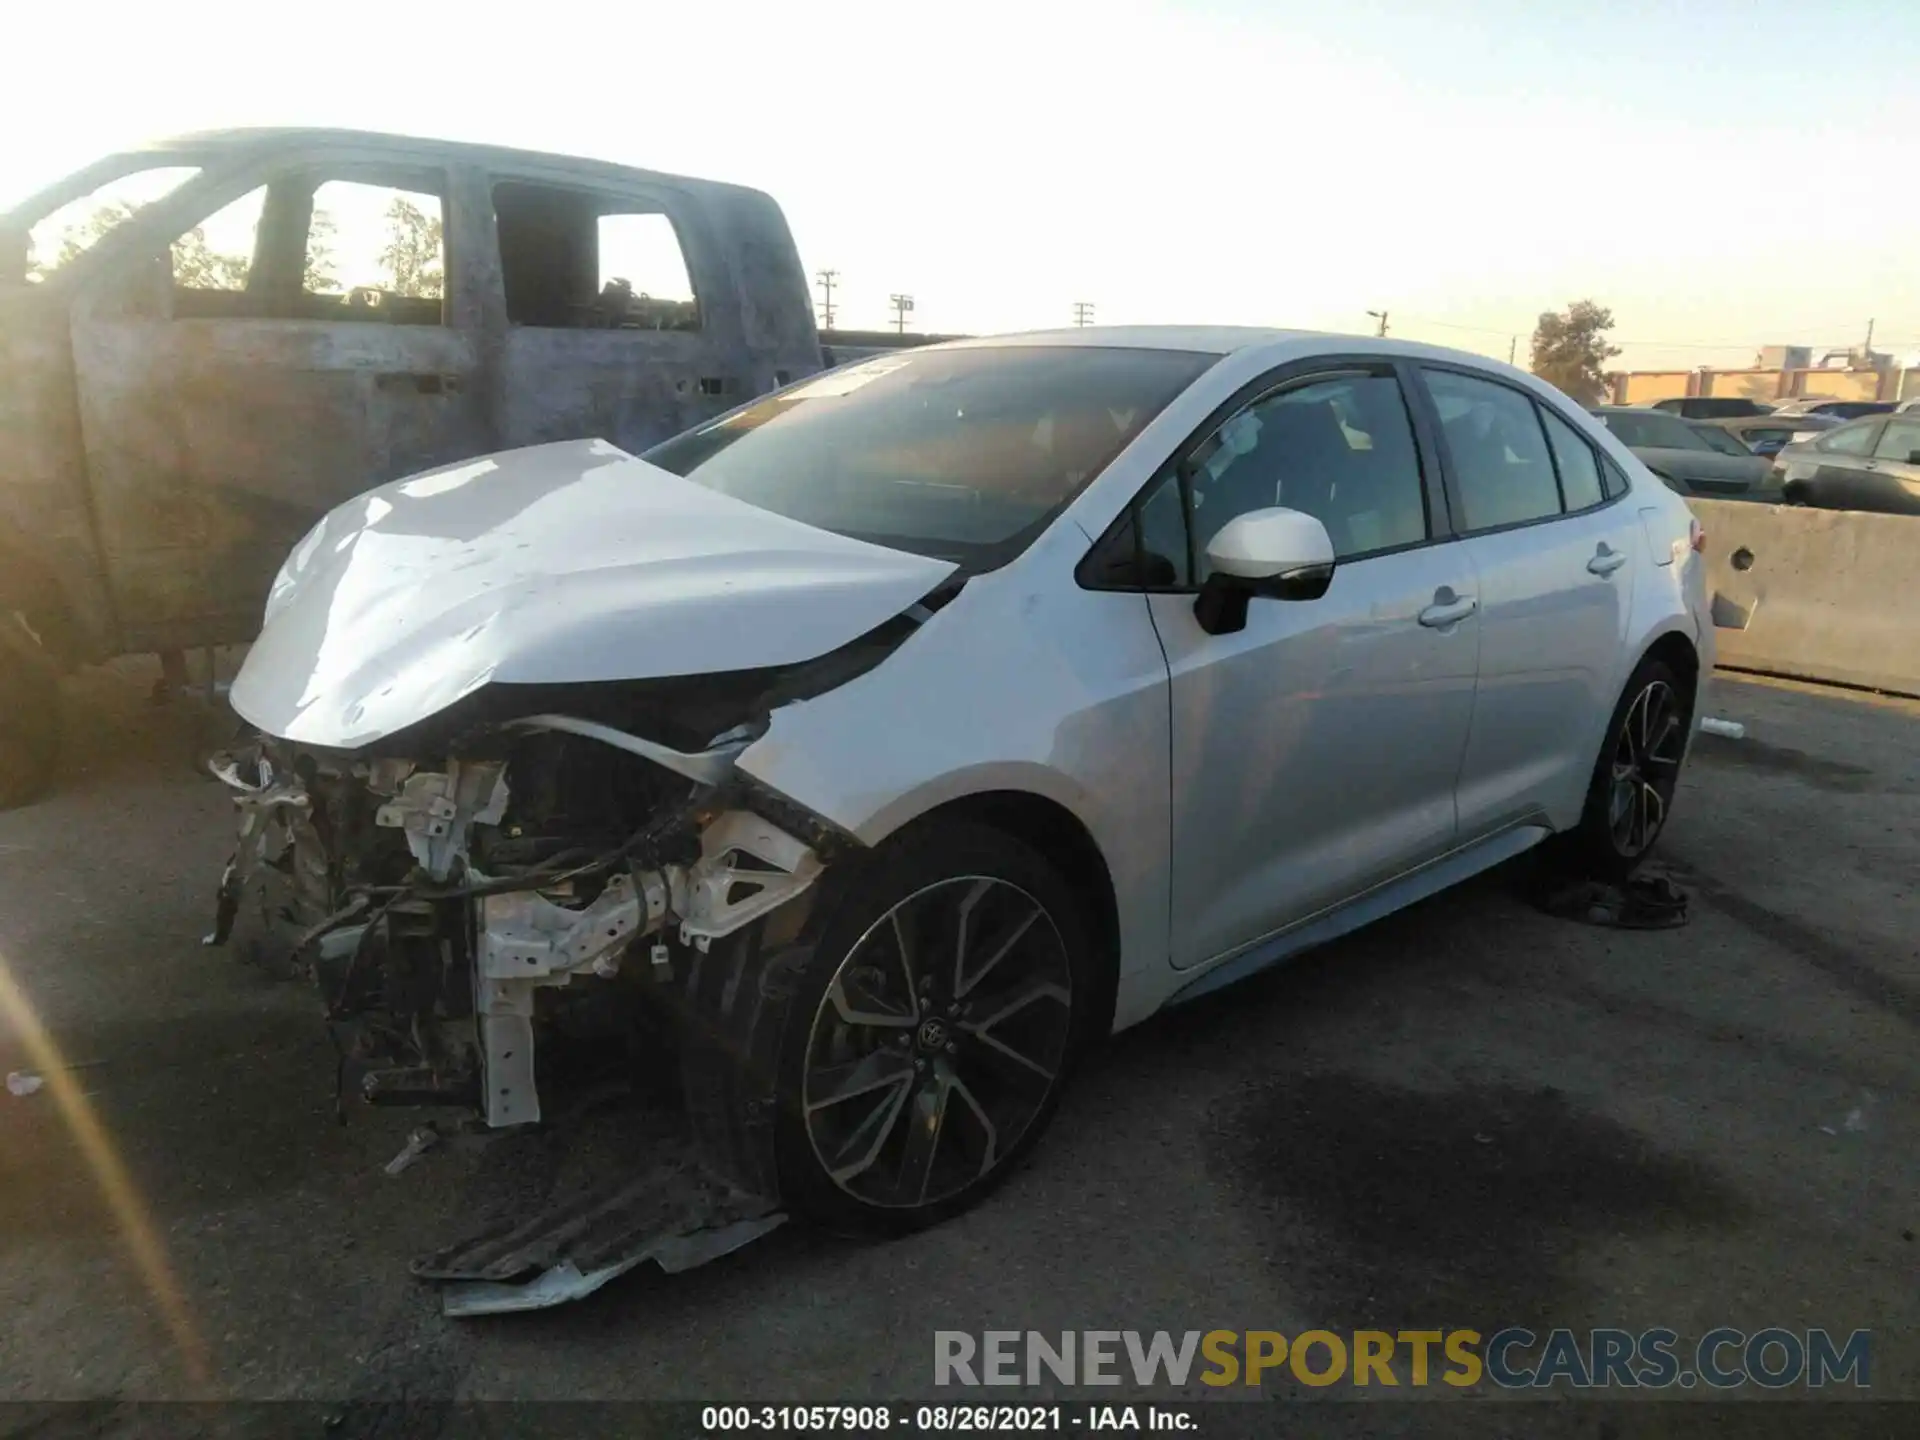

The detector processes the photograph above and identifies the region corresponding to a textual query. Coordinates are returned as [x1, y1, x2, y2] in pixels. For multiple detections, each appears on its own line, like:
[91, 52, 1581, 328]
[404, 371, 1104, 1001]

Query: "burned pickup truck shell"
[0, 128, 822, 669]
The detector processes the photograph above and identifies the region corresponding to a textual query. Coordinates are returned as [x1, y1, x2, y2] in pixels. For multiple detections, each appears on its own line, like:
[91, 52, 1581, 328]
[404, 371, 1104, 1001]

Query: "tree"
[376, 196, 443, 298]
[1530, 300, 1621, 404]
[35, 199, 141, 277]
[171, 225, 251, 290]
[37, 198, 252, 290]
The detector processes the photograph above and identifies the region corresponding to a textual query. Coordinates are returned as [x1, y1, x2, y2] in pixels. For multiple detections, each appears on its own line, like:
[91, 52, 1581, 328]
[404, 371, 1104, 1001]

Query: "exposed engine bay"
[204, 670, 864, 1133]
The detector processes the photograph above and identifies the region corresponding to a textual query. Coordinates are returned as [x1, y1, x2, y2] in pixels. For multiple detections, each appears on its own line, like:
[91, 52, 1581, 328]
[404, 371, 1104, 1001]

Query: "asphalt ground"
[0, 660, 1913, 1437]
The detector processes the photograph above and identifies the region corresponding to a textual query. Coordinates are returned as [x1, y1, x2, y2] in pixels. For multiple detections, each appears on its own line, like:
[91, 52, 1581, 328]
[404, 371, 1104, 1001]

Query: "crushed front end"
[205, 698, 840, 1132]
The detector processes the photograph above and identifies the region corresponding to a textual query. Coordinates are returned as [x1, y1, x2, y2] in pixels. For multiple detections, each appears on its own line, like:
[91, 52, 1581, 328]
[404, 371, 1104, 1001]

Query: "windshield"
[1600, 411, 1713, 451]
[11, 164, 201, 282]
[642, 346, 1215, 566]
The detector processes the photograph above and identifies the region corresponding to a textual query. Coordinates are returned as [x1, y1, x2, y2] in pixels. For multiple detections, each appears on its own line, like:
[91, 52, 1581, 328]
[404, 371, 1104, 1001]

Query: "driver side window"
[1188, 372, 1429, 579]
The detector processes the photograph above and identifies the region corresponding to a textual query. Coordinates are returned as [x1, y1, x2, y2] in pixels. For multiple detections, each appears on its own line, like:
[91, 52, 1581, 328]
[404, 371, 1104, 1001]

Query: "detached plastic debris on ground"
[413, 1152, 785, 1317]
[1700, 717, 1747, 739]
[6, 1070, 44, 1097]
[1527, 871, 1689, 930]
[383, 1124, 440, 1178]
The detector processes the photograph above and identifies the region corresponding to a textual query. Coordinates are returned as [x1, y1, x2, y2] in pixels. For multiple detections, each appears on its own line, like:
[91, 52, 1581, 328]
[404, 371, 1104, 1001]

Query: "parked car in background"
[1688, 423, 1756, 457]
[1591, 406, 1776, 498]
[209, 329, 1713, 1234]
[1772, 414, 1920, 516]
[0, 128, 825, 807]
[1650, 397, 1775, 419]
[1697, 414, 1842, 459]
[1768, 398, 1895, 420]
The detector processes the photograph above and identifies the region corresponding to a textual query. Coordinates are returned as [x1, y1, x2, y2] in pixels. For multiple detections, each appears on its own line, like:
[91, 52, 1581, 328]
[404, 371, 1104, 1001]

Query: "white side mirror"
[1196, 507, 1336, 636]
[1204, 506, 1336, 581]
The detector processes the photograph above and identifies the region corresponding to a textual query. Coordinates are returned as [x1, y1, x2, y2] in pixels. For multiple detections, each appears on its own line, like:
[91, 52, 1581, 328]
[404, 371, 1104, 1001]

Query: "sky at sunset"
[6, 0, 1917, 373]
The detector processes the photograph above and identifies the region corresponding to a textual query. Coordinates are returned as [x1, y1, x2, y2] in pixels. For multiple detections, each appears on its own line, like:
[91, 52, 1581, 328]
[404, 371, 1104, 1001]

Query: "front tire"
[769, 820, 1096, 1236]
[1560, 656, 1692, 878]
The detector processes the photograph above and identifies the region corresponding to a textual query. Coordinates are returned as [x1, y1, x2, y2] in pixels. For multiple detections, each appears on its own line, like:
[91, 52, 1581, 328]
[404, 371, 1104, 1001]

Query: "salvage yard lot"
[0, 663, 1914, 1425]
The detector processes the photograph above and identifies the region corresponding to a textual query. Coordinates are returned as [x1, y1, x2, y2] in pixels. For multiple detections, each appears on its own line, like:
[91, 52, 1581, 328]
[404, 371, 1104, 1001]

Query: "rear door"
[1413, 367, 1643, 837]
[483, 171, 764, 456]
[1126, 360, 1481, 969]
[67, 146, 488, 652]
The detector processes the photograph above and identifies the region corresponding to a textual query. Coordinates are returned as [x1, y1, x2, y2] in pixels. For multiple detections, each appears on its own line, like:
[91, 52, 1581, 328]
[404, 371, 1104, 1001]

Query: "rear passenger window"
[303, 180, 446, 325]
[493, 181, 700, 330]
[1600, 455, 1631, 499]
[1423, 369, 1561, 531]
[1538, 406, 1606, 511]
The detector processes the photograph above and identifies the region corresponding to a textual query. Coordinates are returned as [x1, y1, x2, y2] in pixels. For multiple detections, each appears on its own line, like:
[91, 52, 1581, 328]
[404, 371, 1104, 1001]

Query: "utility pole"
[1073, 301, 1095, 328]
[1367, 309, 1388, 337]
[814, 270, 838, 331]
[1865, 317, 1876, 355]
[1508, 335, 1518, 365]
[889, 293, 915, 335]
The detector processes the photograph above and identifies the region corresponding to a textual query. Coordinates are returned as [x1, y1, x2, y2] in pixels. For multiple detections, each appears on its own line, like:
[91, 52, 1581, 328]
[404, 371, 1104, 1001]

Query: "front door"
[1143, 364, 1481, 970]
[1413, 367, 1640, 836]
[67, 151, 490, 652]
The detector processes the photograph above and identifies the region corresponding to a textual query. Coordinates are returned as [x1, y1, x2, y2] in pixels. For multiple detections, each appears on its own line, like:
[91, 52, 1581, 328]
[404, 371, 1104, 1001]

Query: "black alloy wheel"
[802, 874, 1074, 1209]
[1606, 676, 1684, 860]
[770, 821, 1093, 1234]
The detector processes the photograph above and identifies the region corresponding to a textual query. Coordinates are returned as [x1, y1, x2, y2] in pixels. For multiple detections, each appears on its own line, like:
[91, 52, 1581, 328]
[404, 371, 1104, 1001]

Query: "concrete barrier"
[1691, 498, 1920, 698]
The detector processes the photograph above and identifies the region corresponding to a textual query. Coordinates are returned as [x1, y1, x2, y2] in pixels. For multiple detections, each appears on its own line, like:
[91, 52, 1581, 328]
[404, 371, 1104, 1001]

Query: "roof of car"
[932, 328, 1566, 378]
[100, 127, 756, 199]
[1713, 414, 1832, 428]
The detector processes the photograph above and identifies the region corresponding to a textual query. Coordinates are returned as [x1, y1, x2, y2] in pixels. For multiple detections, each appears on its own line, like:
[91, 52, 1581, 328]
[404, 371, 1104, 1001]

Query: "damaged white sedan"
[209, 328, 1713, 1246]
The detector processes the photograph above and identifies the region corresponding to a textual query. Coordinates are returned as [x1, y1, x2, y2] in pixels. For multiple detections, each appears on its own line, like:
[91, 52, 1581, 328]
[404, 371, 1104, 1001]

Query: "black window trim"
[1407, 359, 1630, 541]
[1076, 353, 1454, 595]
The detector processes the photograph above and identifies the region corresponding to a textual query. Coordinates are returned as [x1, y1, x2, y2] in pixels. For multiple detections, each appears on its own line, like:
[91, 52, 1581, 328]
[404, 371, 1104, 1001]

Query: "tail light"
[1689, 518, 1706, 553]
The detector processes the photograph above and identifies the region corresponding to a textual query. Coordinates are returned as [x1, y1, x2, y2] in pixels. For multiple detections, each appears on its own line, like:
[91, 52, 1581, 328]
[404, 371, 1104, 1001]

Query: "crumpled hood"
[230, 438, 957, 749]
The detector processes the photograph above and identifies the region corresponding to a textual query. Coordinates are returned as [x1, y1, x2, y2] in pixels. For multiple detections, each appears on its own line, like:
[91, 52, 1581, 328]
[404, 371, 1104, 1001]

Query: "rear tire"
[1557, 656, 1692, 879]
[0, 616, 61, 811]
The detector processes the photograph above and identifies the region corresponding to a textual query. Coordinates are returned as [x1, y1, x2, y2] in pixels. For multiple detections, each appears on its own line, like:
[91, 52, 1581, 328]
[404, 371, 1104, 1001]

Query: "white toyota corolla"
[213, 327, 1712, 1237]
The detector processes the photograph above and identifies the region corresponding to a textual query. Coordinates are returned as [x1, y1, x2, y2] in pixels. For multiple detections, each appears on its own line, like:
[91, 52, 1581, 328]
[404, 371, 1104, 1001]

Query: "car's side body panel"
[735, 514, 1177, 1025]
[743, 336, 1709, 1035]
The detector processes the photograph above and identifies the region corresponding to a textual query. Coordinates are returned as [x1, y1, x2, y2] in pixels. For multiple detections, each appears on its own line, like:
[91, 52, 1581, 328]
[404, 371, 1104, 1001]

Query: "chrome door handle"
[1418, 596, 1478, 627]
[1587, 550, 1629, 576]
